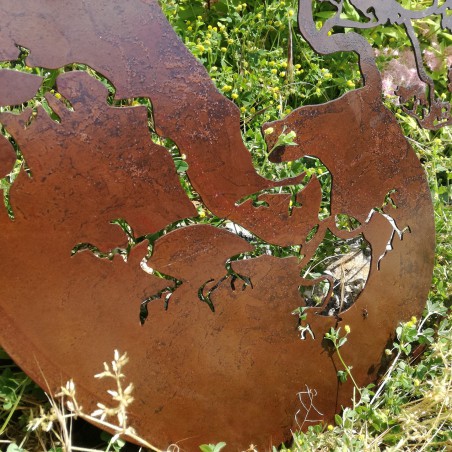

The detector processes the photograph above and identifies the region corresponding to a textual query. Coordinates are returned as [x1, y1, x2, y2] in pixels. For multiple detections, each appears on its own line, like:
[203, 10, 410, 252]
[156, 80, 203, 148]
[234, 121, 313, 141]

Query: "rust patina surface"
[0, 0, 436, 449]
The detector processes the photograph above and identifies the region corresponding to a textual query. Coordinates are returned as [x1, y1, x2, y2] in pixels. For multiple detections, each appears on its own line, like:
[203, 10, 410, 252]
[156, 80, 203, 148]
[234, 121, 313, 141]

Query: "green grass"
[0, 0, 451, 450]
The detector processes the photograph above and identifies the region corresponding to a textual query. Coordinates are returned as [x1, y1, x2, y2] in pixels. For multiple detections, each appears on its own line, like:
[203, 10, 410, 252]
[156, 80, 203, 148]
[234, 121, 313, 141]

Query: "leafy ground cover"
[0, 0, 451, 450]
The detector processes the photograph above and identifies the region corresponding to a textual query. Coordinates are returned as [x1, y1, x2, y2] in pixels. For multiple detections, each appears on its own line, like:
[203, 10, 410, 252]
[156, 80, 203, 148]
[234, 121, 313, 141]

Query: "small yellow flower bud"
[264, 127, 274, 135]
[344, 325, 351, 334]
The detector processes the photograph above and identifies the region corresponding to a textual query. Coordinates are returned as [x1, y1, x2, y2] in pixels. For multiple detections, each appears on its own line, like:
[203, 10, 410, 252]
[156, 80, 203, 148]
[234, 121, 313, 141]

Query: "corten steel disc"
[0, 1, 435, 450]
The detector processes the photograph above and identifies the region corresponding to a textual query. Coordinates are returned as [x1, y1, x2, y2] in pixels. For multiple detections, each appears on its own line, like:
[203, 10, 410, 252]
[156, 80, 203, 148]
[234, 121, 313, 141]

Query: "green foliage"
[0, 359, 52, 450]
[324, 326, 361, 390]
[292, 313, 451, 450]
[199, 441, 227, 452]
[6, 444, 26, 452]
[100, 431, 127, 451]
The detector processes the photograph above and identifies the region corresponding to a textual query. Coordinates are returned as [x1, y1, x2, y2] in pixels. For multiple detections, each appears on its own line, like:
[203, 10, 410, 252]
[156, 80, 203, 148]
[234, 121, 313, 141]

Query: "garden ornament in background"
[0, 0, 440, 449]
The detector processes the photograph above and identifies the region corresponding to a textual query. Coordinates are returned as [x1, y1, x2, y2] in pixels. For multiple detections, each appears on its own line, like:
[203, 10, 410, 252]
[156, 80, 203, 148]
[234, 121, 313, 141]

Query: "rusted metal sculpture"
[0, 0, 439, 450]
